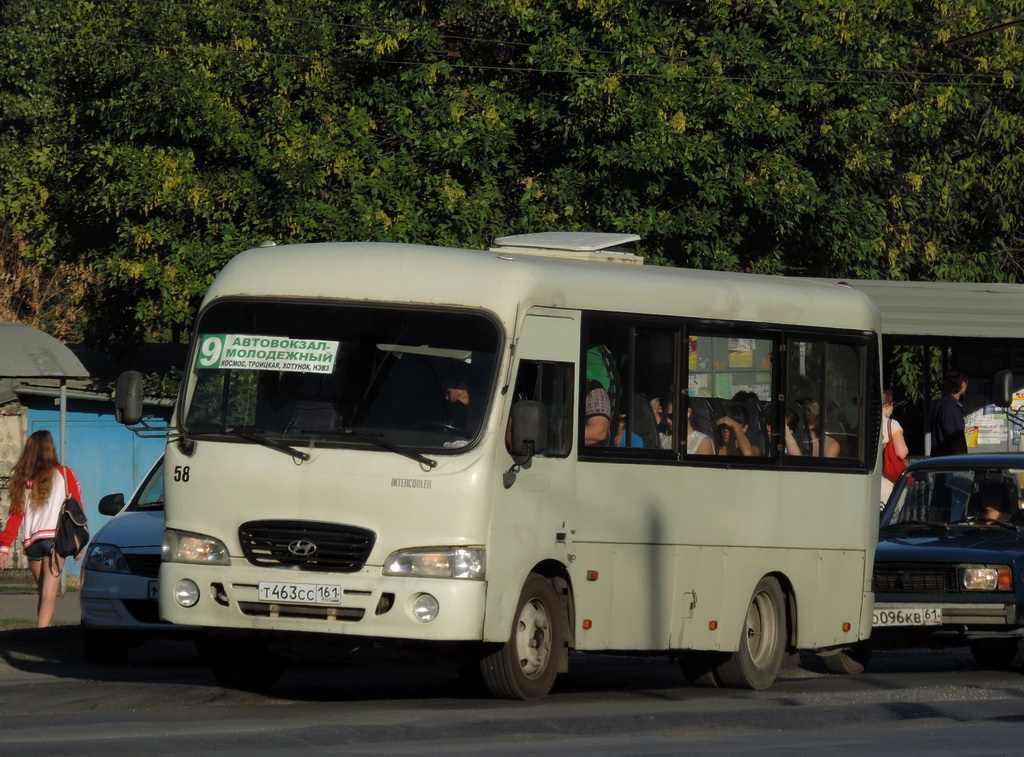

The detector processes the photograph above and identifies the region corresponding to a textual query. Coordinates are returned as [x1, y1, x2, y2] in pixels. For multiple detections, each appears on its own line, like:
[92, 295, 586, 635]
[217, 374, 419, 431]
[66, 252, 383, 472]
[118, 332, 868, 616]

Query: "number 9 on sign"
[199, 335, 224, 367]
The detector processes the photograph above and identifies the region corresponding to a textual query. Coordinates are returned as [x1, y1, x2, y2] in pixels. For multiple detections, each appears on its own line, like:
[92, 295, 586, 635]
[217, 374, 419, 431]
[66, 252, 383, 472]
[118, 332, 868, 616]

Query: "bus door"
[497, 310, 578, 574]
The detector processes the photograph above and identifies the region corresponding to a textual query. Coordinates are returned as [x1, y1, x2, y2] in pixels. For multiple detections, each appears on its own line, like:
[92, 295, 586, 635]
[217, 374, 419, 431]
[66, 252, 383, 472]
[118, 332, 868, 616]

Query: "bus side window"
[786, 339, 863, 459]
[507, 361, 574, 458]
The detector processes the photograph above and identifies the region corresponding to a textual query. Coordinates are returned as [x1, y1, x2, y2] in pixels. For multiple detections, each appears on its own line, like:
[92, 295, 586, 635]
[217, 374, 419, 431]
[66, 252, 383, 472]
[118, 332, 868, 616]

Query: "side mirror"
[98, 492, 126, 517]
[114, 370, 145, 426]
[994, 369, 1015, 409]
[509, 400, 548, 465]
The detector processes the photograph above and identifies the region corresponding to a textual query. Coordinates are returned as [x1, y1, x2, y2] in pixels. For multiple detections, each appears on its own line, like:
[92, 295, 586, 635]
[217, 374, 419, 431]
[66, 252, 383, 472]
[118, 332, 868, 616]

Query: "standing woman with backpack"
[0, 430, 83, 627]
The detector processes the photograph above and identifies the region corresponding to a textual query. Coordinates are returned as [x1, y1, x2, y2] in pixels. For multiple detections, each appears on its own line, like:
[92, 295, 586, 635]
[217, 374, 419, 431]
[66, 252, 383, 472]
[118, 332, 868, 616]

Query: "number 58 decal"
[173, 465, 190, 483]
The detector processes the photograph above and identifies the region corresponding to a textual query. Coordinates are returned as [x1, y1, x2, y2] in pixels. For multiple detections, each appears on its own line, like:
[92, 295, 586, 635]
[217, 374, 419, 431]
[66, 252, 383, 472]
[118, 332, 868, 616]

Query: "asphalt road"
[2, 619, 1024, 756]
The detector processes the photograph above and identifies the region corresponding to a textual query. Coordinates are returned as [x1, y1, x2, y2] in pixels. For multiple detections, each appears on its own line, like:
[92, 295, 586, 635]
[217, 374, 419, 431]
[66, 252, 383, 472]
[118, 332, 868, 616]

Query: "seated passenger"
[785, 399, 839, 458]
[716, 406, 760, 456]
[650, 396, 674, 450]
[614, 414, 644, 448]
[685, 406, 714, 455]
[584, 380, 611, 446]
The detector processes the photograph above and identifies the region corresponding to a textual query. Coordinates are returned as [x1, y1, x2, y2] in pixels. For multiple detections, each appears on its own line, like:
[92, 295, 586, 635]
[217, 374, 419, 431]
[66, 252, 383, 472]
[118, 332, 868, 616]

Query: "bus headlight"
[960, 565, 1012, 592]
[383, 547, 485, 580]
[162, 529, 231, 565]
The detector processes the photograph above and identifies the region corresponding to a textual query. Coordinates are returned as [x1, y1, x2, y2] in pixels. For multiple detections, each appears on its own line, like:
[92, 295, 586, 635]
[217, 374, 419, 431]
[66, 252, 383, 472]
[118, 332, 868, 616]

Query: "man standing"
[931, 368, 968, 456]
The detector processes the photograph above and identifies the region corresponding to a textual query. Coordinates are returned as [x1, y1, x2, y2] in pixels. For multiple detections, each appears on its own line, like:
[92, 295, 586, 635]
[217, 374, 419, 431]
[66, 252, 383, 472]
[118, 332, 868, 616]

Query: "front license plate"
[257, 581, 343, 606]
[873, 607, 942, 627]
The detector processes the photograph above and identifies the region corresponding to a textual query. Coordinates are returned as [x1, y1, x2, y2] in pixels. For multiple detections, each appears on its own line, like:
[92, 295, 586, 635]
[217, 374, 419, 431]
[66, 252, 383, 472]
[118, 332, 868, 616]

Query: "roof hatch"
[490, 232, 643, 264]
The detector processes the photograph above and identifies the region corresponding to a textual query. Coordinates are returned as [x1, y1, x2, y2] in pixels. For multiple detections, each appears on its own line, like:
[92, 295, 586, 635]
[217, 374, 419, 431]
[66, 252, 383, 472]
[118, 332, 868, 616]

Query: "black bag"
[53, 469, 89, 558]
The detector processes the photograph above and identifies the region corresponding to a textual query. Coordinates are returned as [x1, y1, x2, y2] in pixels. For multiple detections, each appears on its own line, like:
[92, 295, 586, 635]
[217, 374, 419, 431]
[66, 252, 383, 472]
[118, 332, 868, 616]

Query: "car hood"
[877, 527, 1024, 564]
[90, 510, 164, 550]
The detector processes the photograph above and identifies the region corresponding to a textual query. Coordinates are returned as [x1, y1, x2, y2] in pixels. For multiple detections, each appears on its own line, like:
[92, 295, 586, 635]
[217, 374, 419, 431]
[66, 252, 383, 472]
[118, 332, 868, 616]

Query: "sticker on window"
[197, 334, 339, 374]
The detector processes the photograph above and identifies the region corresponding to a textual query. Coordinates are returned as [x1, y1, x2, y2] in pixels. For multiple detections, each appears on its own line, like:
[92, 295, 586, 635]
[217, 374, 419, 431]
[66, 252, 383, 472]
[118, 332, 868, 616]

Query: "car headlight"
[162, 529, 230, 565]
[960, 565, 1012, 592]
[84, 544, 130, 574]
[383, 547, 485, 580]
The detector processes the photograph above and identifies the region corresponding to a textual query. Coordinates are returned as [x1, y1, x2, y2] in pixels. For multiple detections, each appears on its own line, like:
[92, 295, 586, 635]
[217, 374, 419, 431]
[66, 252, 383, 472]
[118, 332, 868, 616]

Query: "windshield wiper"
[881, 519, 950, 531]
[328, 427, 437, 469]
[223, 428, 310, 462]
[956, 518, 1020, 531]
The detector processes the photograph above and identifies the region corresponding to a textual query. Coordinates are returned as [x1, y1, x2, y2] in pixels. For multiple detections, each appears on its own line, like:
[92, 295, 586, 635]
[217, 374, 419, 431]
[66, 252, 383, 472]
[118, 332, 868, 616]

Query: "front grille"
[239, 520, 375, 573]
[124, 554, 161, 579]
[873, 563, 959, 593]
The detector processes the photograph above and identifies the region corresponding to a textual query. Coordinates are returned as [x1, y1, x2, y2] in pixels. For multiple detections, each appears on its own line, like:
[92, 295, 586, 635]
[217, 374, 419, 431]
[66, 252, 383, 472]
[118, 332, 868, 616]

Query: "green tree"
[1, 0, 1021, 347]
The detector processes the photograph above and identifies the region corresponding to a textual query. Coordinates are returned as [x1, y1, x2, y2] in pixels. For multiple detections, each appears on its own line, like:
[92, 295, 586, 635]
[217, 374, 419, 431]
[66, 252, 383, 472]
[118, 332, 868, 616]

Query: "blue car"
[825, 454, 1024, 674]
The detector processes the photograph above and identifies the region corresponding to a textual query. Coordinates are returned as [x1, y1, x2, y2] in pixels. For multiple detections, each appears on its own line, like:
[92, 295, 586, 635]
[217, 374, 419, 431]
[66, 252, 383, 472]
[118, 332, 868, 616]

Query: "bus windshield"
[183, 301, 500, 452]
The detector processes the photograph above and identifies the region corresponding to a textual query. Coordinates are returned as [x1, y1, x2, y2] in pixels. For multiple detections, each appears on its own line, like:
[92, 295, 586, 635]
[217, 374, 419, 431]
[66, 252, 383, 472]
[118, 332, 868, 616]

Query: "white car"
[79, 457, 195, 662]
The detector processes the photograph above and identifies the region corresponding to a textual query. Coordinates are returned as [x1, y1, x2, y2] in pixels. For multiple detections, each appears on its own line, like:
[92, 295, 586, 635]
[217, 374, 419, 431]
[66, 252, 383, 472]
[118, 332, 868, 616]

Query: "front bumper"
[158, 562, 489, 643]
[868, 598, 1024, 647]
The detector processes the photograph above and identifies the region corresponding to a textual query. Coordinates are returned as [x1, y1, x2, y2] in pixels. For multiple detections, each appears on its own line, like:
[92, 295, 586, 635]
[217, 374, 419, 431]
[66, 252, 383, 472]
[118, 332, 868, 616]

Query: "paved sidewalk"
[0, 591, 81, 627]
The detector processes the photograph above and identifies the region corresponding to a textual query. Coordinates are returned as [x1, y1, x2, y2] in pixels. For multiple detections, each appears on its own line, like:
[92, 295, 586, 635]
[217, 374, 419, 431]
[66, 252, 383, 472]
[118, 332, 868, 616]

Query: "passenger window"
[785, 340, 862, 459]
[581, 319, 676, 452]
[687, 333, 772, 457]
[507, 361, 574, 457]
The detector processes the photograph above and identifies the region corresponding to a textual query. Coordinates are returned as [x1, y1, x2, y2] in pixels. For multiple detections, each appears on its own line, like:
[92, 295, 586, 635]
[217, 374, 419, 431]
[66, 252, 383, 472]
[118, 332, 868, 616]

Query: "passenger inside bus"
[613, 413, 644, 448]
[650, 396, 673, 449]
[716, 406, 761, 456]
[784, 399, 840, 458]
[685, 404, 714, 455]
[584, 381, 612, 445]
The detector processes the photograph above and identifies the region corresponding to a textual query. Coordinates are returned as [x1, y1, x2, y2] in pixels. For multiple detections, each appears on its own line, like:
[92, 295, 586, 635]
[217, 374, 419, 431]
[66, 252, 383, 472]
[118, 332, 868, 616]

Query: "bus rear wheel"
[715, 576, 787, 690]
[480, 573, 563, 700]
[821, 645, 872, 675]
[679, 651, 727, 687]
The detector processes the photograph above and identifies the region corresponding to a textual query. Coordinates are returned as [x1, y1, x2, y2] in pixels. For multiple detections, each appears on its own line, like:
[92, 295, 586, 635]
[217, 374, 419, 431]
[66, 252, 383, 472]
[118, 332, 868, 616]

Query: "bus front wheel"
[480, 573, 563, 700]
[715, 576, 787, 690]
[206, 634, 285, 693]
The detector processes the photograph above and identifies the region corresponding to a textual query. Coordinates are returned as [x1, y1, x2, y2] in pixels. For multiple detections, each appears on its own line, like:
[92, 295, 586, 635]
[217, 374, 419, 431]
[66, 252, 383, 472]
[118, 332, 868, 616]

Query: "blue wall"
[26, 397, 169, 577]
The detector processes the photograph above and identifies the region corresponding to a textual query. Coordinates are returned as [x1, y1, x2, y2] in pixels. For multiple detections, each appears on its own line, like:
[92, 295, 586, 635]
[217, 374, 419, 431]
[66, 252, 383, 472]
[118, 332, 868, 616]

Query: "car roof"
[906, 453, 1024, 470]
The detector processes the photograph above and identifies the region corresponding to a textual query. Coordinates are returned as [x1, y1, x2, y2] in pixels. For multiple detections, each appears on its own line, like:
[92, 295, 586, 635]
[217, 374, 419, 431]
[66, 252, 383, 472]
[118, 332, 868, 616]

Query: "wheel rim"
[743, 590, 779, 667]
[515, 597, 553, 679]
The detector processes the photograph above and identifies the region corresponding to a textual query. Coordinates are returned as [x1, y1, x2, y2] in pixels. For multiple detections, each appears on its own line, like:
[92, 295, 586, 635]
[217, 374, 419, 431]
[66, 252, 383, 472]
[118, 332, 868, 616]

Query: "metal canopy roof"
[809, 279, 1024, 340]
[0, 322, 89, 378]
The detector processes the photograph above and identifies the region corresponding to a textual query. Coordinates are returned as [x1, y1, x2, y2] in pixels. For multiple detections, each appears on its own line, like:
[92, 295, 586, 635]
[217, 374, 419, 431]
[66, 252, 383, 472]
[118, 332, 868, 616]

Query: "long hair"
[9, 430, 60, 515]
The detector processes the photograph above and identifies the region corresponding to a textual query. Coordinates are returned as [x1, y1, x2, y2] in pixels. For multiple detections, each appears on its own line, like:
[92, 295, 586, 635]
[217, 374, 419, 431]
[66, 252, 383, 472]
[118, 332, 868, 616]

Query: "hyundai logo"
[287, 539, 318, 557]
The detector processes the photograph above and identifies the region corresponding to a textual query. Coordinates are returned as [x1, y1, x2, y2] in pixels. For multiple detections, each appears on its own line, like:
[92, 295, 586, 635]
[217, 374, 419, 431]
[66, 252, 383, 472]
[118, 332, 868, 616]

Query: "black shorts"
[24, 540, 54, 562]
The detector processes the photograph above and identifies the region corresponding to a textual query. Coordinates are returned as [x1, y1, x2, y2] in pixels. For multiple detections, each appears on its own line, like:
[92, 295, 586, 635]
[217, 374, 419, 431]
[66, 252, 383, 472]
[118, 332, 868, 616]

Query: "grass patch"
[0, 569, 79, 593]
[0, 618, 35, 631]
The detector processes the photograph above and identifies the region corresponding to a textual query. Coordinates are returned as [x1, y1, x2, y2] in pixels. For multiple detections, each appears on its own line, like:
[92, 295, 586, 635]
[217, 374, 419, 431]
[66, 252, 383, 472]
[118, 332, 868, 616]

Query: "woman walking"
[0, 430, 83, 627]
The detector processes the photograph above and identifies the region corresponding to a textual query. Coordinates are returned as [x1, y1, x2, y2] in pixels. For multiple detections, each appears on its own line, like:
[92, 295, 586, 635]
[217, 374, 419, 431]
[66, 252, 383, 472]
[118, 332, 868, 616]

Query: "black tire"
[82, 629, 130, 664]
[715, 576, 787, 690]
[972, 642, 1018, 670]
[821, 646, 872, 675]
[679, 652, 727, 687]
[480, 573, 563, 700]
[205, 634, 285, 693]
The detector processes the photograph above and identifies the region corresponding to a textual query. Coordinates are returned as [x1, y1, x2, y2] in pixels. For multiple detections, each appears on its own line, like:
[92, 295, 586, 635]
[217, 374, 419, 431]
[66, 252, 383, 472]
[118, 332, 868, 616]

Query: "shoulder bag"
[883, 418, 906, 483]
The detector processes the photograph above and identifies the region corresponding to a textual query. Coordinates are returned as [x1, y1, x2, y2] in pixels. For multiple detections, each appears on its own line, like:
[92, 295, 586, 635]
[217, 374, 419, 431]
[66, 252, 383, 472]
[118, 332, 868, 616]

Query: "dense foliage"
[1, 0, 1022, 348]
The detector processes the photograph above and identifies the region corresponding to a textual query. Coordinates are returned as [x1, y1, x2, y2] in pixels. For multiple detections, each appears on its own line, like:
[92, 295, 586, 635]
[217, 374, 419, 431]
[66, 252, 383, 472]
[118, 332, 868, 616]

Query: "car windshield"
[182, 301, 500, 453]
[125, 461, 165, 512]
[884, 465, 1024, 528]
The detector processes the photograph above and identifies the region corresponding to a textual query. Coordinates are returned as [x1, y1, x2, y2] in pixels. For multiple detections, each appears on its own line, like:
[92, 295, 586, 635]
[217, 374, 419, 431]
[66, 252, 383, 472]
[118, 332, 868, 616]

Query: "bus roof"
[810, 278, 1024, 340]
[205, 242, 879, 332]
